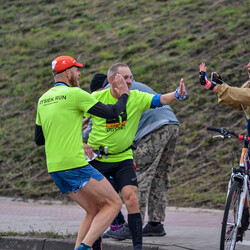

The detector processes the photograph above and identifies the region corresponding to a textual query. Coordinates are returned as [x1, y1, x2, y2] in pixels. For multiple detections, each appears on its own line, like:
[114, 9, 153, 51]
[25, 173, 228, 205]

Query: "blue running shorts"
[50, 165, 104, 194]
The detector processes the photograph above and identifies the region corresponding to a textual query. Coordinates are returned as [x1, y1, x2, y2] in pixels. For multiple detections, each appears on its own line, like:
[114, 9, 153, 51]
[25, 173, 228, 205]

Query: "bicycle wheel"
[220, 180, 241, 250]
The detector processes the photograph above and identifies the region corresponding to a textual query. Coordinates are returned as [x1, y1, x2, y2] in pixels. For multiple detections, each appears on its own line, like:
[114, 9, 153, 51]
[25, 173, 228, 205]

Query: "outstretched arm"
[217, 82, 250, 109]
[199, 62, 250, 109]
[159, 78, 187, 105]
[87, 93, 128, 119]
[87, 73, 130, 119]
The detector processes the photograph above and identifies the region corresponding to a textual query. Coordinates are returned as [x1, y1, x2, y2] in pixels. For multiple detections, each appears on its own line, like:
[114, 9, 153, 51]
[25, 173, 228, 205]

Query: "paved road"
[0, 196, 250, 250]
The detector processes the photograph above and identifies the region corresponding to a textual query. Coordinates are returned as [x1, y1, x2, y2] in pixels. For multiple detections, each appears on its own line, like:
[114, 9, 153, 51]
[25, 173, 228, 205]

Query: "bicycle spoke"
[220, 181, 241, 250]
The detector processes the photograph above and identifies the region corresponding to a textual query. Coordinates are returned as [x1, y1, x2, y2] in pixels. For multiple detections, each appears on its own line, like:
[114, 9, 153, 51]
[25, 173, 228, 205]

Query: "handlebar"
[207, 126, 250, 142]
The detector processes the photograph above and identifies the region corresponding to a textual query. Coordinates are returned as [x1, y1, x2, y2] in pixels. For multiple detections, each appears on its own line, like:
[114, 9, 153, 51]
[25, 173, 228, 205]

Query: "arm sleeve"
[87, 93, 128, 119]
[35, 124, 45, 145]
[215, 81, 250, 110]
[150, 94, 162, 108]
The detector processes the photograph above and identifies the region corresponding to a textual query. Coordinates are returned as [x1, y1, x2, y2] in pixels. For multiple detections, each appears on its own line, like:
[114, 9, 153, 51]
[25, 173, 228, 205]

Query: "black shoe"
[92, 236, 102, 250]
[106, 223, 131, 240]
[142, 223, 166, 237]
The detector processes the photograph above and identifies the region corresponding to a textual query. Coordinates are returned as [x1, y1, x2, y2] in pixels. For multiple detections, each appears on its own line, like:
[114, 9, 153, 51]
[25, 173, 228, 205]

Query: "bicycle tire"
[220, 180, 241, 250]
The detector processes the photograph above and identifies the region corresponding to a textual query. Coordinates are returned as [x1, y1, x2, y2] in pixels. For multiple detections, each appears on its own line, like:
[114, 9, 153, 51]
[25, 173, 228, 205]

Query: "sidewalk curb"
[0, 236, 187, 250]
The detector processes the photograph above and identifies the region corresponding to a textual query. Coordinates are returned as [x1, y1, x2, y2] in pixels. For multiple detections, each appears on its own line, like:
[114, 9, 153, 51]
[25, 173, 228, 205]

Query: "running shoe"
[142, 223, 166, 236]
[106, 223, 131, 240]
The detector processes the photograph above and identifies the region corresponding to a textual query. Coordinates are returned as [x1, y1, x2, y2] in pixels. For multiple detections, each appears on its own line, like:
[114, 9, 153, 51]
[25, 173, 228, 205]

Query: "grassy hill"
[0, 0, 249, 209]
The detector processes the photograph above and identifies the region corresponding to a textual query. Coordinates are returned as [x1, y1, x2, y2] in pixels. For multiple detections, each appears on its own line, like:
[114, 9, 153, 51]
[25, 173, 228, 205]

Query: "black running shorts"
[90, 159, 138, 191]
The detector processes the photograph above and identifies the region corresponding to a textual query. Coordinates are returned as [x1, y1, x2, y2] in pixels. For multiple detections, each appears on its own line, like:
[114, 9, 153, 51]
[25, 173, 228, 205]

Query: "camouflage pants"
[133, 124, 179, 222]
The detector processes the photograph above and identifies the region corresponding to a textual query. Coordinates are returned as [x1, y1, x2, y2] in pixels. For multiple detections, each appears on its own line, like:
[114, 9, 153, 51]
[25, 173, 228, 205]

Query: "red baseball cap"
[52, 56, 83, 73]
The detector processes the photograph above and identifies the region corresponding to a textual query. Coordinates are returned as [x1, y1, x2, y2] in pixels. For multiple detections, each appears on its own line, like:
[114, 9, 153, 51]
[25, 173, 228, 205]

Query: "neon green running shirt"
[87, 89, 154, 162]
[36, 85, 98, 173]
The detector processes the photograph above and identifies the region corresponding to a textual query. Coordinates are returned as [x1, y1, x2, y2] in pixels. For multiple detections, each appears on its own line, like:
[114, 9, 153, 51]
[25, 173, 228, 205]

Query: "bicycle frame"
[227, 145, 250, 239]
[241, 147, 250, 210]
[227, 147, 249, 191]
[207, 126, 250, 249]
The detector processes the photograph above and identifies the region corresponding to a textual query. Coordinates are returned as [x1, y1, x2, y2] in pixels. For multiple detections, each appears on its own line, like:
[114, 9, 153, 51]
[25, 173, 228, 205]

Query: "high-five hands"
[199, 62, 224, 91]
[175, 78, 187, 100]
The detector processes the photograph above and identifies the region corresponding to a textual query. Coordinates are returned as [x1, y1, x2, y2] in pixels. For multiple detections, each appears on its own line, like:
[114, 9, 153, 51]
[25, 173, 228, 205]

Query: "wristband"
[204, 80, 217, 91]
[199, 71, 207, 85]
[175, 87, 187, 100]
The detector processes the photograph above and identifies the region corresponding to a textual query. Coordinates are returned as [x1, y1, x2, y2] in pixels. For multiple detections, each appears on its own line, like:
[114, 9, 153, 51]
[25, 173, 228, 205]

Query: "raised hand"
[199, 62, 207, 85]
[199, 62, 217, 91]
[200, 62, 207, 72]
[175, 78, 187, 100]
[179, 78, 186, 97]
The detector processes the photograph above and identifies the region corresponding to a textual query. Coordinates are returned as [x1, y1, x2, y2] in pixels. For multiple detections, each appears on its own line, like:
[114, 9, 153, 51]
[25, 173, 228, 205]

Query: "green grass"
[0, 230, 77, 240]
[0, 0, 249, 208]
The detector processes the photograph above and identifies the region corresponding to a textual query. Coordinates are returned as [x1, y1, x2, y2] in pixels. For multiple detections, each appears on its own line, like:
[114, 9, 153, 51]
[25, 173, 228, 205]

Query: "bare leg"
[71, 197, 98, 248]
[121, 185, 140, 213]
[69, 177, 122, 248]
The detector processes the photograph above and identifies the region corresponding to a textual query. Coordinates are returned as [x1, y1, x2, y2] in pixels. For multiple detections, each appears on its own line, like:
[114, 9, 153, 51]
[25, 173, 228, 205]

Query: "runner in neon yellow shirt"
[86, 63, 187, 250]
[35, 56, 130, 250]
[36, 86, 100, 172]
[87, 88, 153, 163]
